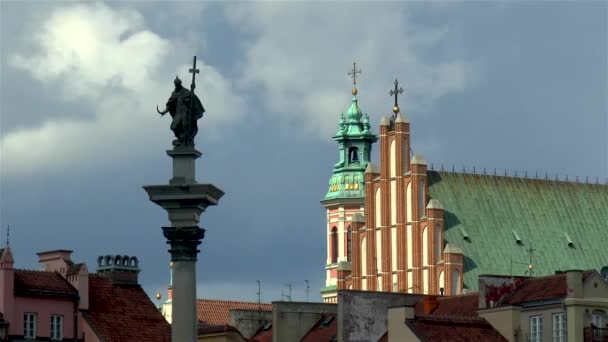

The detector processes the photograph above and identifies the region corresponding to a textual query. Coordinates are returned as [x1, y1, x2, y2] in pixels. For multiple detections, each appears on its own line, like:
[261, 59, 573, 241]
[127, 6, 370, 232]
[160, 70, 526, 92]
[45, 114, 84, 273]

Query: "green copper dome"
[346, 96, 363, 122]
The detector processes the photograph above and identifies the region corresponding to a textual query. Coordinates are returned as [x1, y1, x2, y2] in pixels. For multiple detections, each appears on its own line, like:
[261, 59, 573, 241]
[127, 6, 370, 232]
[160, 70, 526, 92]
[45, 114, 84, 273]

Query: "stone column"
[144, 147, 224, 342]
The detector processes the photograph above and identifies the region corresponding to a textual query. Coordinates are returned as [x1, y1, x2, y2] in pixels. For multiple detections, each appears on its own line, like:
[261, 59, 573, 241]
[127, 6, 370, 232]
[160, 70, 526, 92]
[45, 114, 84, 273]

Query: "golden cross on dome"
[347, 60, 362, 95]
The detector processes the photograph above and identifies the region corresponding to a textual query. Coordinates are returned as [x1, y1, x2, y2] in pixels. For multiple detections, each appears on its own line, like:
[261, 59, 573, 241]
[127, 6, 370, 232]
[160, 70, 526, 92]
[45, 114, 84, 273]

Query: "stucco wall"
[338, 290, 422, 342]
[272, 301, 337, 342]
[12, 297, 76, 339]
[229, 309, 272, 338]
[387, 306, 419, 342]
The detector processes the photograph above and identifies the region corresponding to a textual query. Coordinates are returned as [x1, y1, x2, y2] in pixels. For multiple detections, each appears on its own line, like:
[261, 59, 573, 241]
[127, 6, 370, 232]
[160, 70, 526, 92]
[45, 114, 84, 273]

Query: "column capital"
[162, 226, 205, 262]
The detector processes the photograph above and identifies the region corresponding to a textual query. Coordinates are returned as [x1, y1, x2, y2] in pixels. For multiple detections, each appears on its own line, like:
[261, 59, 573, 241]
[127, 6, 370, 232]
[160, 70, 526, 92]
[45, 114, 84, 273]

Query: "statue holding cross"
[157, 56, 205, 147]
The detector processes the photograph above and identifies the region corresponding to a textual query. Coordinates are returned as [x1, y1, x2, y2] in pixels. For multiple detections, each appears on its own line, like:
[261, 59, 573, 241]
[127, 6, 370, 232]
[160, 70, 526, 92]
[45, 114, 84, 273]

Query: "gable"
[428, 171, 608, 290]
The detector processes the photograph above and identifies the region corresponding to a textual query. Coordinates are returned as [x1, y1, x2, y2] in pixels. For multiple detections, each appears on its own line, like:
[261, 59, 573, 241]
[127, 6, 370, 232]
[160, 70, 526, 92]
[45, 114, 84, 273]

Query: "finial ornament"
[389, 78, 404, 114]
[348, 60, 362, 95]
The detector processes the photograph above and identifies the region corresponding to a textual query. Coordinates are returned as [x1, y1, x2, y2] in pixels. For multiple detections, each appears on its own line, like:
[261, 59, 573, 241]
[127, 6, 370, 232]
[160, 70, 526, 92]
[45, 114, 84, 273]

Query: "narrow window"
[331, 227, 338, 263]
[552, 313, 566, 342]
[592, 310, 606, 340]
[346, 227, 352, 261]
[51, 315, 63, 340]
[592, 310, 605, 327]
[530, 315, 544, 342]
[24, 313, 37, 339]
[348, 147, 359, 164]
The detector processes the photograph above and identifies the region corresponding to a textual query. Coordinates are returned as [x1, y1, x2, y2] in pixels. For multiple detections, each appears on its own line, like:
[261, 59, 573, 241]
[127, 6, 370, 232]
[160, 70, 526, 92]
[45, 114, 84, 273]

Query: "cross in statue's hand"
[189, 56, 200, 91]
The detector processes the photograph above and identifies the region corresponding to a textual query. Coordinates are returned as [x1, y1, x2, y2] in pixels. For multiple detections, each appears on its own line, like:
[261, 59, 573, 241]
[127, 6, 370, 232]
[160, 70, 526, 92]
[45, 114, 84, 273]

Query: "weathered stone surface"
[338, 290, 423, 342]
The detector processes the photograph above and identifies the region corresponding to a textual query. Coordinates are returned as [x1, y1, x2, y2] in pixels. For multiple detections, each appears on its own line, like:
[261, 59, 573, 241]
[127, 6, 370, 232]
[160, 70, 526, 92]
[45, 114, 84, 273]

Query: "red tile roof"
[198, 323, 245, 338]
[82, 275, 170, 342]
[432, 293, 479, 317]
[197, 299, 272, 326]
[300, 314, 337, 342]
[406, 315, 508, 342]
[14, 270, 78, 298]
[413, 293, 480, 318]
[500, 271, 595, 306]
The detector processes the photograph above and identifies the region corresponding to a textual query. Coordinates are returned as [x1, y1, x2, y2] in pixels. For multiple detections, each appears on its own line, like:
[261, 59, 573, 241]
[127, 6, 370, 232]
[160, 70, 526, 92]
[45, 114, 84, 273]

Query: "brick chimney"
[96, 255, 140, 285]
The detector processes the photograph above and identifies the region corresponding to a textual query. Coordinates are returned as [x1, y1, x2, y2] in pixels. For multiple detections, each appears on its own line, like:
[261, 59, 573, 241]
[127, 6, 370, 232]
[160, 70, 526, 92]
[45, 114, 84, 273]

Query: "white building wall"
[407, 224, 413, 269]
[422, 226, 428, 266]
[361, 236, 367, 276]
[390, 181, 397, 225]
[391, 227, 397, 272]
[375, 187, 382, 227]
[338, 207, 345, 262]
[406, 182, 412, 222]
[407, 271, 413, 293]
[376, 229, 382, 273]
[423, 269, 429, 294]
[390, 140, 396, 177]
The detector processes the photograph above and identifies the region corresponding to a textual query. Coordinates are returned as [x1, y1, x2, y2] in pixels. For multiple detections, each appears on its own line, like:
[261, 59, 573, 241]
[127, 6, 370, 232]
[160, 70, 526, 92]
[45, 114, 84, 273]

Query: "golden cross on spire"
[347, 60, 362, 95]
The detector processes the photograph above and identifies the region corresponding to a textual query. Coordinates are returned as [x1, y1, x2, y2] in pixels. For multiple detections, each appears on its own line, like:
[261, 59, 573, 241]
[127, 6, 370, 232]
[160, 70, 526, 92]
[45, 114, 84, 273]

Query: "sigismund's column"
[144, 56, 224, 342]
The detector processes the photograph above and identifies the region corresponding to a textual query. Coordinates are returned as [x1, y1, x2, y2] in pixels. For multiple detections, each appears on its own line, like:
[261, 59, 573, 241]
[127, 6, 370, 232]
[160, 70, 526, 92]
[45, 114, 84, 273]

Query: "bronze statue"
[157, 56, 204, 147]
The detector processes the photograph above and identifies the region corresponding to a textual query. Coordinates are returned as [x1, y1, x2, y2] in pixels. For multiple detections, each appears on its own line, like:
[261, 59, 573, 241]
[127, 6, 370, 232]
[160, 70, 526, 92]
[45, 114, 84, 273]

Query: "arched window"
[331, 227, 338, 263]
[346, 227, 352, 261]
[348, 147, 360, 164]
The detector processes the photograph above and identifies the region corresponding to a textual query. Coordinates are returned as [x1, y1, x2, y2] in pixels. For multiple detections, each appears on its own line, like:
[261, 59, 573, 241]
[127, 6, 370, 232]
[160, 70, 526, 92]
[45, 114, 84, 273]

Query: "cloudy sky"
[1, 1, 606, 303]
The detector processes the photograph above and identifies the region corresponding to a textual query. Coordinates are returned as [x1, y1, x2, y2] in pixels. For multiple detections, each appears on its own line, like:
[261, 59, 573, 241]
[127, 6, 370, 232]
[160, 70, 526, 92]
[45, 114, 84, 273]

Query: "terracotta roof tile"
[14, 270, 78, 298]
[300, 314, 337, 342]
[500, 271, 595, 306]
[501, 274, 567, 305]
[433, 293, 479, 317]
[83, 275, 170, 342]
[197, 299, 271, 326]
[406, 316, 508, 342]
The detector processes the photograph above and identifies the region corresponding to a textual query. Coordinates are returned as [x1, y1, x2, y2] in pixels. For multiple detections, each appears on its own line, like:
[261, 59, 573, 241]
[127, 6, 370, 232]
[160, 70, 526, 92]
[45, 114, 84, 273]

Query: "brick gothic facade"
[324, 110, 464, 302]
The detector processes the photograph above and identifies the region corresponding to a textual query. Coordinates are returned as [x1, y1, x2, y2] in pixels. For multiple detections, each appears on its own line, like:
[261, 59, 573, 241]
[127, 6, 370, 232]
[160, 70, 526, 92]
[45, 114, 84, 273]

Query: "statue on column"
[157, 76, 205, 147]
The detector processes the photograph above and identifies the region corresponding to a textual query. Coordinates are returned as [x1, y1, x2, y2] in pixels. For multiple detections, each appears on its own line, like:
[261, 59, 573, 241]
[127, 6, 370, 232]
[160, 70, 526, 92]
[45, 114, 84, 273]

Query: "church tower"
[320, 62, 377, 303]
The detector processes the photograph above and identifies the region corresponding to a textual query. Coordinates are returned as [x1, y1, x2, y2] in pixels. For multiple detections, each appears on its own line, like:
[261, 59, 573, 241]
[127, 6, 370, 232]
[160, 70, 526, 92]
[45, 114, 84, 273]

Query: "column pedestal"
[144, 146, 224, 342]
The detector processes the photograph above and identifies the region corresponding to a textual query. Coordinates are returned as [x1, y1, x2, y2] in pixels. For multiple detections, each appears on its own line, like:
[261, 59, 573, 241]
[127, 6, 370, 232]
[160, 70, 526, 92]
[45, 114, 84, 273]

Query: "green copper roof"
[346, 96, 363, 121]
[323, 95, 377, 204]
[428, 171, 608, 290]
[334, 96, 374, 139]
